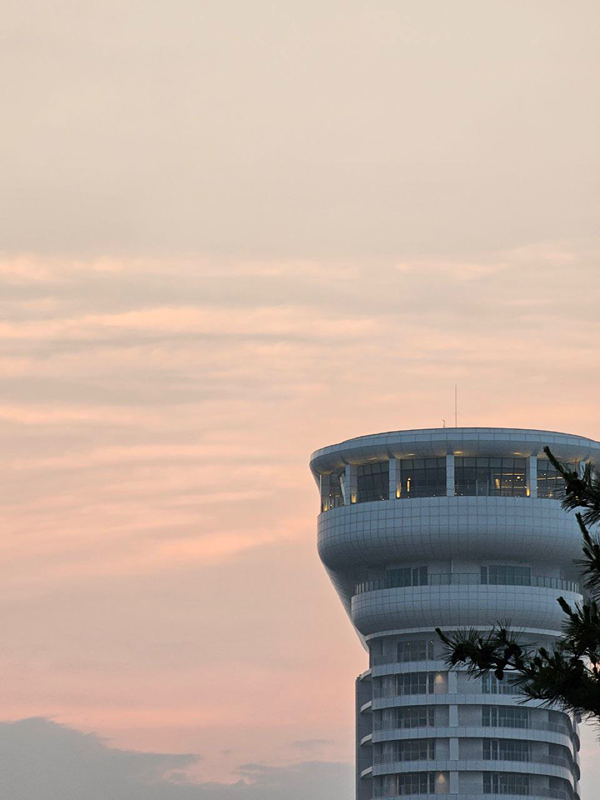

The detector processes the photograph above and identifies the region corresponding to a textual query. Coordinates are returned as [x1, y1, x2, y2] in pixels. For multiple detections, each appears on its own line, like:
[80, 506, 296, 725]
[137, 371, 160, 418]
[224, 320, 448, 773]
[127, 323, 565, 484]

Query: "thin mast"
[454, 385, 458, 427]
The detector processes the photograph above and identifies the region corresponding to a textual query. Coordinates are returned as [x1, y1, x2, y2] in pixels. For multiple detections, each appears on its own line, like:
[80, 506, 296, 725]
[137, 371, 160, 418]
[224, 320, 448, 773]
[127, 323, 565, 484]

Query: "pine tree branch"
[437, 447, 600, 722]
[545, 445, 600, 526]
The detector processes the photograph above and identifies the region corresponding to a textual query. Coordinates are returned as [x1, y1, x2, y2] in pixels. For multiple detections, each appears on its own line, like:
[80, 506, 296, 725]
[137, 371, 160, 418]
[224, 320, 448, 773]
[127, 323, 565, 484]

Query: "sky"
[1, 1, 599, 798]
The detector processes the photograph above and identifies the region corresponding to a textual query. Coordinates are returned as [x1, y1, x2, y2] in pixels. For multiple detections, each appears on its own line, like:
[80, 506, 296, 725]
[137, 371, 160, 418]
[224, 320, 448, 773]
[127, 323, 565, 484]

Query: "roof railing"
[354, 573, 580, 596]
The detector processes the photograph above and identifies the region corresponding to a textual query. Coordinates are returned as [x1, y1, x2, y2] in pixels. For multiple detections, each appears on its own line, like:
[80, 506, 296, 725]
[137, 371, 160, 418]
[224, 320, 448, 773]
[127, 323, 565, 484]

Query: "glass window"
[482, 706, 529, 729]
[396, 739, 435, 761]
[396, 457, 446, 498]
[548, 743, 572, 767]
[396, 672, 436, 695]
[369, 639, 384, 668]
[320, 469, 344, 512]
[397, 706, 435, 729]
[481, 565, 531, 586]
[537, 458, 578, 500]
[387, 566, 428, 588]
[483, 739, 530, 762]
[548, 709, 572, 735]
[356, 461, 389, 503]
[455, 457, 526, 497]
[397, 772, 436, 795]
[550, 777, 576, 800]
[397, 639, 435, 662]
[483, 772, 530, 795]
[481, 673, 519, 695]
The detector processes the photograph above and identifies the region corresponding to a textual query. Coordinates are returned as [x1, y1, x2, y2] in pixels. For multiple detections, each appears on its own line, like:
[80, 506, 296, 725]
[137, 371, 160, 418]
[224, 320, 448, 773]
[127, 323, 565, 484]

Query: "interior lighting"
[351, 493, 357, 504]
[396, 488, 401, 499]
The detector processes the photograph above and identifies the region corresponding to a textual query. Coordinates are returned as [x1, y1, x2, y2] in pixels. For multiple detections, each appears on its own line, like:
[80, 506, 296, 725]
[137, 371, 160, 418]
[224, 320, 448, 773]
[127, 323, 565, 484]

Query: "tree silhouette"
[437, 447, 600, 721]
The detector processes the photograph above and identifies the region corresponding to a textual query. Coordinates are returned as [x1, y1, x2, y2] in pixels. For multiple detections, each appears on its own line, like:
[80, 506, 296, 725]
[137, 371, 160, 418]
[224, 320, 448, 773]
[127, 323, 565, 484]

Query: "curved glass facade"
[354, 570, 580, 597]
[455, 457, 526, 497]
[319, 454, 588, 511]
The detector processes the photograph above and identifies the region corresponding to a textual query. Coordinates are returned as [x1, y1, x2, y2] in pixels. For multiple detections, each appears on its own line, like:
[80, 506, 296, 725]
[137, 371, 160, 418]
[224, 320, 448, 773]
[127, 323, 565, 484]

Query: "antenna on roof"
[455, 384, 458, 428]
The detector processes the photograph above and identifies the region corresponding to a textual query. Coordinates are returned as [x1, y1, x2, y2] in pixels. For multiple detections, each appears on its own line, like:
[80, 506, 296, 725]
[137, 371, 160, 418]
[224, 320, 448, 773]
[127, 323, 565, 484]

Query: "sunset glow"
[2, 1, 599, 798]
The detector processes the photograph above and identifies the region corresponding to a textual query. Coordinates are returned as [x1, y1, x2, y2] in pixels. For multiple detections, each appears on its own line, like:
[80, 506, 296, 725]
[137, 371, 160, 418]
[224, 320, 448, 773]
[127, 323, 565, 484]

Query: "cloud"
[290, 739, 334, 750]
[0, 719, 353, 800]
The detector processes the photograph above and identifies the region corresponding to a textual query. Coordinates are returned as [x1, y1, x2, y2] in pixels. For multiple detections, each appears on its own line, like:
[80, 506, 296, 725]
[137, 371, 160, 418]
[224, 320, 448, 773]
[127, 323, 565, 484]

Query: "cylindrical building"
[310, 427, 600, 800]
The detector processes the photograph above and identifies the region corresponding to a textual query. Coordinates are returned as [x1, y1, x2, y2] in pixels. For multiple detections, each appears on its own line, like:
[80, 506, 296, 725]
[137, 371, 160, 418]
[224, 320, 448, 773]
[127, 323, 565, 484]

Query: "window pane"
[485, 565, 531, 586]
[483, 772, 530, 795]
[396, 458, 446, 499]
[396, 672, 439, 696]
[397, 772, 436, 795]
[396, 739, 436, 761]
[455, 457, 526, 497]
[481, 673, 520, 695]
[357, 461, 389, 503]
[483, 739, 530, 762]
[537, 458, 578, 500]
[321, 469, 345, 511]
[386, 567, 428, 589]
[397, 639, 434, 662]
[397, 706, 435, 728]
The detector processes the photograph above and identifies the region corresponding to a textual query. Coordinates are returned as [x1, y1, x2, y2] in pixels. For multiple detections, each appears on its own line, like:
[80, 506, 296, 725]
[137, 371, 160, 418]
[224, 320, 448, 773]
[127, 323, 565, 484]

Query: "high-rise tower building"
[310, 427, 600, 800]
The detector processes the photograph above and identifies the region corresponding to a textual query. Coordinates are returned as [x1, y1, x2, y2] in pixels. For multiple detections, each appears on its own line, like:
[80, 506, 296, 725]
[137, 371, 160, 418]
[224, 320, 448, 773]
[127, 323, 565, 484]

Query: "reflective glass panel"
[481, 673, 519, 695]
[483, 739, 530, 762]
[481, 565, 531, 586]
[537, 458, 578, 499]
[396, 739, 436, 761]
[482, 706, 529, 729]
[397, 639, 435, 662]
[397, 773, 436, 795]
[396, 457, 446, 498]
[320, 469, 344, 512]
[397, 706, 435, 729]
[395, 672, 436, 695]
[356, 461, 389, 503]
[455, 457, 526, 497]
[387, 566, 428, 588]
[483, 773, 530, 795]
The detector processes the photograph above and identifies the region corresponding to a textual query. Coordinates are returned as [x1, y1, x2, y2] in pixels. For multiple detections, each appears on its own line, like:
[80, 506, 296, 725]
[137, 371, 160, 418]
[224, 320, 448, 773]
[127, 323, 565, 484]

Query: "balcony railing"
[374, 753, 573, 769]
[354, 573, 580, 596]
[373, 719, 574, 739]
[320, 485, 568, 511]
[321, 495, 344, 511]
[376, 791, 573, 800]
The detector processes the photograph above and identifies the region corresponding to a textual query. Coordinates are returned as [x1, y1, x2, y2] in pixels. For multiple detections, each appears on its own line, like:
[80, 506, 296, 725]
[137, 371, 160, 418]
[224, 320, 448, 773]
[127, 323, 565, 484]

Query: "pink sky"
[1, 252, 600, 797]
[1, 2, 600, 798]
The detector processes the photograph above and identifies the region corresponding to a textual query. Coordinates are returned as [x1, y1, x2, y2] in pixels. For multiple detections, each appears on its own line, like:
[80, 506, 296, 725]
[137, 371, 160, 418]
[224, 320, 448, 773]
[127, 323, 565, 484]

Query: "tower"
[310, 427, 599, 800]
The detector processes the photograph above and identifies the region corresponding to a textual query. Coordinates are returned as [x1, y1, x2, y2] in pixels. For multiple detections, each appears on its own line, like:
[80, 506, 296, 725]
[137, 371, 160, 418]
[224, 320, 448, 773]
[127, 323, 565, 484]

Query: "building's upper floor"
[310, 427, 600, 513]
